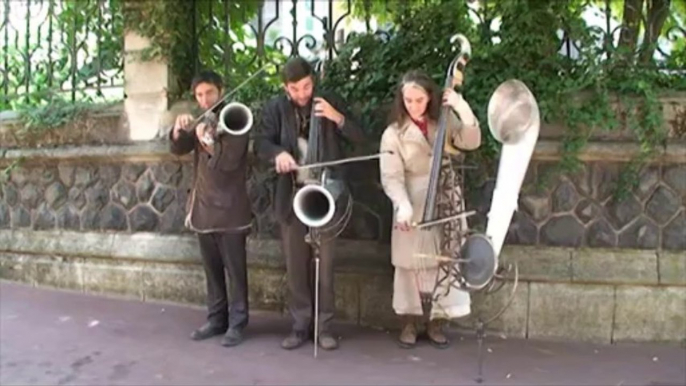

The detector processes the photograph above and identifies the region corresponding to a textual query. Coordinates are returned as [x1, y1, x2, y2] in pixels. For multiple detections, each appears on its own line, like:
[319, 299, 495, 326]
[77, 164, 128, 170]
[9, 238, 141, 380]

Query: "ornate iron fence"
[1, 0, 683, 108]
[191, 0, 684, 79]
[0, 0, 124, 109]
[189, 0, 373, 88]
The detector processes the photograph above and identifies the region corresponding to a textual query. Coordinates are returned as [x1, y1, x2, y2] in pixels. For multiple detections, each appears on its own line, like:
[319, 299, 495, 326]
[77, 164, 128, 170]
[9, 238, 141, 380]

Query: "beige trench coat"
[379, 113, 481, 269]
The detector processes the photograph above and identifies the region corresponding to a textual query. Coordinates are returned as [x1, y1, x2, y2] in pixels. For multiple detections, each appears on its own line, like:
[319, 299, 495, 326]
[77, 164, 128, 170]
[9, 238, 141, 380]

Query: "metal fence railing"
[1, 0, 683, 109]
[0, 0, 124, 109]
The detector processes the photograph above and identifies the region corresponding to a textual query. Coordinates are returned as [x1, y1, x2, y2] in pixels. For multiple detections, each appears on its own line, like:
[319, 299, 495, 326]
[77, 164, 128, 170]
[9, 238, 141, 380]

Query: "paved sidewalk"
[0, 281, 684, 386]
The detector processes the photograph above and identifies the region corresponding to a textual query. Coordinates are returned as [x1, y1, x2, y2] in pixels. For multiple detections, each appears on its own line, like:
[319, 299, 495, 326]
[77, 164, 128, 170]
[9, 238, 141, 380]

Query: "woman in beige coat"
[379, 70, 481, 348]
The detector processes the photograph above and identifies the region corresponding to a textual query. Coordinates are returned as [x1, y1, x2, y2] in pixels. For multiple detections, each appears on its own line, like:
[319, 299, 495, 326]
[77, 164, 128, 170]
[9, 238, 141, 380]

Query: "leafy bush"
[319, 0, 685, 197]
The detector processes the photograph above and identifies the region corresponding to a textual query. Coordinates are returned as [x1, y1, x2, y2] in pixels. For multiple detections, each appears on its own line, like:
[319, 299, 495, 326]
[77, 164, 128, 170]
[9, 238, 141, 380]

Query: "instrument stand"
[305, 230, 321, 359]
[474, 318, 486, 384]
[420, 292, 433, 328]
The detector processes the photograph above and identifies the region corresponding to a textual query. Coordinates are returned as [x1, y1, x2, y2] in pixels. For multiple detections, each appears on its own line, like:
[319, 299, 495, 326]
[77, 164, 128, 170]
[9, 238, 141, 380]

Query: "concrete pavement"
[0, 281, 684, 386]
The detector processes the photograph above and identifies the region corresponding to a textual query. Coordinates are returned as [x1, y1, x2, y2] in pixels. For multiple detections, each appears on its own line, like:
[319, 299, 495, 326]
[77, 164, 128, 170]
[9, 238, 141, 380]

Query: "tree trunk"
[617, 0, 644, 60]
[638, 0, 671, 64]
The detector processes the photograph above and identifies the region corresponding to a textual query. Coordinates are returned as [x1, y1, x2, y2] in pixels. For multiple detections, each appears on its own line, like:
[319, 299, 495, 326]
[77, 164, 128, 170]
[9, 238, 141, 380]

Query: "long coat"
[169, 118, 252, 233]
[253, 91, 365, 223]
[379, 113, 481, 269]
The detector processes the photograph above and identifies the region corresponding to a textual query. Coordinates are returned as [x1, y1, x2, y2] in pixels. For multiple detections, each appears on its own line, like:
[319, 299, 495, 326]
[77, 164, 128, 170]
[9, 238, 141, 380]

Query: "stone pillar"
[123, 31, 170, 141]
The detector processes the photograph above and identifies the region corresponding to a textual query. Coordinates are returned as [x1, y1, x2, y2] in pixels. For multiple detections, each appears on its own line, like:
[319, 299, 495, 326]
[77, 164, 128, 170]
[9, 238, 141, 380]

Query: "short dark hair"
[281, 57, 313, 84]
[191, 70, 223, 93]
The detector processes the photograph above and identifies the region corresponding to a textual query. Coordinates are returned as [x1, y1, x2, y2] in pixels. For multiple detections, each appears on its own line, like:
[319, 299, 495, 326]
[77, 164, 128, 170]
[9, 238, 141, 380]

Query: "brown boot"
[427, 319, 450, 349]
[398, 315, 418, 349]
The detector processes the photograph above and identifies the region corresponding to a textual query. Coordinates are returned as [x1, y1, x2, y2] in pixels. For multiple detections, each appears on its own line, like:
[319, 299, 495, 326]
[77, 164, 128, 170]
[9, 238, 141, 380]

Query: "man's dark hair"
[281, 57, 314, 84]
[191, 70, 224, 93]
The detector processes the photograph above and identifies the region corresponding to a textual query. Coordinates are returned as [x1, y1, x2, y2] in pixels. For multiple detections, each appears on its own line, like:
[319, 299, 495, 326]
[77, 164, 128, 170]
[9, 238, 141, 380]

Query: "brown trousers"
[280, 217, 336, 333]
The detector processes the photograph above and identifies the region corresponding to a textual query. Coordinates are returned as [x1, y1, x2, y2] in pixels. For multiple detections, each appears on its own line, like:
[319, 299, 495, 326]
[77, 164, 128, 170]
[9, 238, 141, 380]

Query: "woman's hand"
[394, 204, 413, 232]
[443, 88, 467, 111]
[443, 88, 477, 126]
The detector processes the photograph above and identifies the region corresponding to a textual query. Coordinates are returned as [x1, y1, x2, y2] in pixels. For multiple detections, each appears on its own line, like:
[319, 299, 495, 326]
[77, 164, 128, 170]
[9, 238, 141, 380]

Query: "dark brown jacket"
[169, 119, 252, 233]
[253, 90, 364, 223]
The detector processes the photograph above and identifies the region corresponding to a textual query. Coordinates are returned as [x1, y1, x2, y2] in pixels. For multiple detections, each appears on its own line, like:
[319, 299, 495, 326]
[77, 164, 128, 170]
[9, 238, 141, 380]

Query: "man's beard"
[288, 92, 313, 108]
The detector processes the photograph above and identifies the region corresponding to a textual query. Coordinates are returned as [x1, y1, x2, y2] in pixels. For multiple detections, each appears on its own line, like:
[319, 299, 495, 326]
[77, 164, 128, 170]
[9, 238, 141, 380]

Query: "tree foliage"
[323, 0, 684, 198]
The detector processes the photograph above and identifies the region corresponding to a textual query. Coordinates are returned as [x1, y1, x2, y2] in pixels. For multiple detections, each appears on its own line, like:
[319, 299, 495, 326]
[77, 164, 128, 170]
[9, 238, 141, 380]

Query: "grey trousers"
[279, 218, 335, 333]
[197, 232, 249, 330]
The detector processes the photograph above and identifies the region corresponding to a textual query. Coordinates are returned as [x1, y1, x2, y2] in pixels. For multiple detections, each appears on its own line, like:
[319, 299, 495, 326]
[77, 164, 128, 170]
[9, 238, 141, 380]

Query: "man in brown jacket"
[254, 57, 364, 351]
[169, 70, 252, 347]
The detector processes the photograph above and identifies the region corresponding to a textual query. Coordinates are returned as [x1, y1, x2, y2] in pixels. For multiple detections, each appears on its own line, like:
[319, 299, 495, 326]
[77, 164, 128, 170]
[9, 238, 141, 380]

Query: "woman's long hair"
[387, 70, 442, 127]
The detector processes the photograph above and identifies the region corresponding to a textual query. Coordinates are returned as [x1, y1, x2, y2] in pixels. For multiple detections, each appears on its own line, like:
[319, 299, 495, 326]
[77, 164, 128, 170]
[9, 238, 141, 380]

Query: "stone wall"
[0, 150, 193, 234]
[0, 142, 387, 240]
[0, 106, 130, 149]
[1, 119, 684, 345]
[467, 159, 686, 251]
[2, 140, 683, 248]
[1, 229, 684, 344]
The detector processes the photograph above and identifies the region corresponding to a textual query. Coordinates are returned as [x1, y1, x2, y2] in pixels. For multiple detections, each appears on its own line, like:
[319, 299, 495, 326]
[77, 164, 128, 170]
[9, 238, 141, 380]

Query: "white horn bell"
[487, 79, 539, 145]
[293, 184, 336, 228]
[218, 102, 253, 136]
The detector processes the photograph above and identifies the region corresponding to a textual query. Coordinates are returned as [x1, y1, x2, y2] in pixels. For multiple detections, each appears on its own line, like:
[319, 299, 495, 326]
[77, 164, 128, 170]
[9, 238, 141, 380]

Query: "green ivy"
[5, 0, 684, 203]
[322, 0, 685, 200]
[14, 96, 116, 139]
[1, 0, 125, 110]
[122, 0, 274, 100]
[1, 158, 24, 184]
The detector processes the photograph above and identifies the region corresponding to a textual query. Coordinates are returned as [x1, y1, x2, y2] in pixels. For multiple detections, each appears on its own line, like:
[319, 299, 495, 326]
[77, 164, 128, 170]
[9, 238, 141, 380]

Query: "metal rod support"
[413, 211, 477, 229]
[296, 151, 393, 170]
[314, 257, 320, 358]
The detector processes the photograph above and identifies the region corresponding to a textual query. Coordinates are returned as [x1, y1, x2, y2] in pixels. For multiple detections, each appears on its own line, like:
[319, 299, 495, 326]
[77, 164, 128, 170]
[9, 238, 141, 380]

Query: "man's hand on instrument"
[313, 97, 344, 127]
[394, 203, 413, 232]
[172, 113, 194, 140]
[275, 151, 298, 174]
[174, 114, 194, 130]
[196, 122, 215, 154]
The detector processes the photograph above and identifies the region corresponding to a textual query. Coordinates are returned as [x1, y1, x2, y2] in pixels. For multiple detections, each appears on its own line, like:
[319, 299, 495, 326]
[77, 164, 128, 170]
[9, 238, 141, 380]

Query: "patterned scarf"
[294, 104, 312, 140]
[410, 116, 429, 138]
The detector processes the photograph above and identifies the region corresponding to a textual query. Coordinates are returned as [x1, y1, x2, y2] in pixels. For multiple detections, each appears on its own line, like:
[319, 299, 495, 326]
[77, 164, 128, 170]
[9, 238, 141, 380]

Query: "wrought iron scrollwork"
[2, 0, 683, 107]
[1, 0, 124, 107]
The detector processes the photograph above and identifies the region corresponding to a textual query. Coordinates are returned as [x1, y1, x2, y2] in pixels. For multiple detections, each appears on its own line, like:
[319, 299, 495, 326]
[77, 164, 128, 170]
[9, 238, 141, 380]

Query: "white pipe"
[485, 79, 541, 261]
[293, 185, 336, 228]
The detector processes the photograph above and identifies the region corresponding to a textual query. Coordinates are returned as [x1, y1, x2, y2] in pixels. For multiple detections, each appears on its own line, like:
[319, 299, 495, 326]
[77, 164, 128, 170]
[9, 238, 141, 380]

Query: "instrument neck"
[305, 97, 321, 167]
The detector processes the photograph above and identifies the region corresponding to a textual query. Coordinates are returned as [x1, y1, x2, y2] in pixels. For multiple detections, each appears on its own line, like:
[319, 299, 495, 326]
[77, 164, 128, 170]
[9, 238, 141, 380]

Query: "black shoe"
[221, 327, 244, 347]
[318, 331, 339, 350]
[281, 330, 308, 350]
[190, 323, 227, 341]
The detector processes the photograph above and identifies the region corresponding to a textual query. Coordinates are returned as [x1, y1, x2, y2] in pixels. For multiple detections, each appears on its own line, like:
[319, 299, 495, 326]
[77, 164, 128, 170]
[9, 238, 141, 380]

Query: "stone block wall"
[467, 160, 686, 251]
[0, 158, 193, 234]
[0, 144, 390, 241]
[2, 141, 684, 249]
[0, 142, 386, 241]
[1, 126, 684, 345]
[1, 230, 684, 345]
